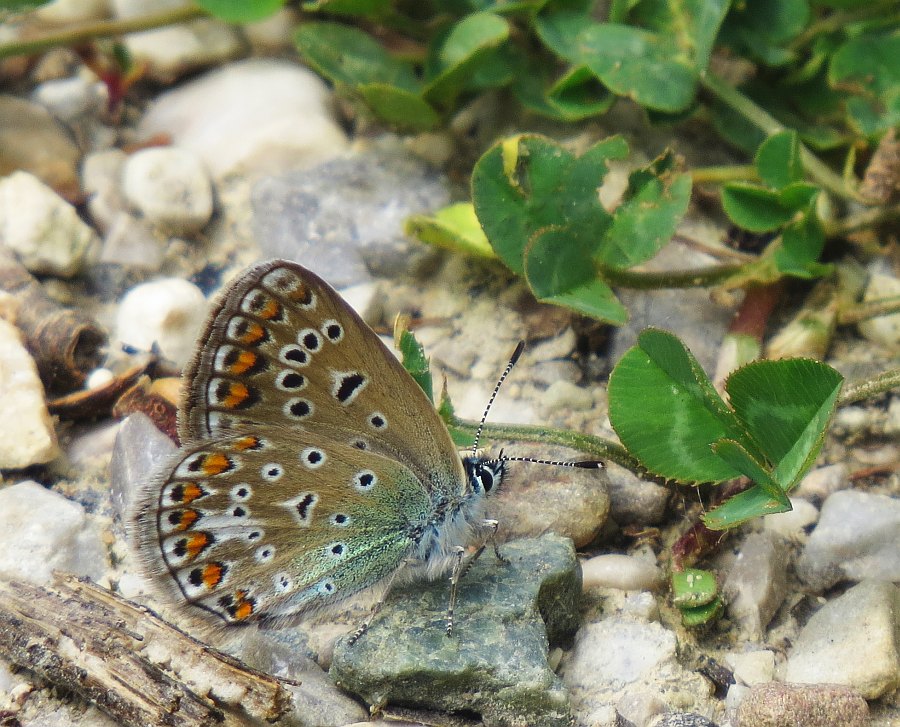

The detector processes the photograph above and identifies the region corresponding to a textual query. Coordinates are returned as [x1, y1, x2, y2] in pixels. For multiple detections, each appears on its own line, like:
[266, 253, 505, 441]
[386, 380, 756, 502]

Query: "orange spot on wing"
[232, 591, 255, 620]
[238, 321, 266, 346]
[257, 298, 282, 321]
[221, 382, 251, 410]
[228, 350, 260, 375]
[175, 509, 200, 531]
[180, 483, 204, 503]
[234, 435, 262, 451]
[202, 562, 225, 589]
[185, 532, 211, 559]
[202, 452, 233, 475]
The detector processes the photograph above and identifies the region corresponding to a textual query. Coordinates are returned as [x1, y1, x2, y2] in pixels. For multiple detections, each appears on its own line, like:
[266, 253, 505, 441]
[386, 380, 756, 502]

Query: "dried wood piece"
[0, 574, 291, 727]
[0, 246, 107, 392]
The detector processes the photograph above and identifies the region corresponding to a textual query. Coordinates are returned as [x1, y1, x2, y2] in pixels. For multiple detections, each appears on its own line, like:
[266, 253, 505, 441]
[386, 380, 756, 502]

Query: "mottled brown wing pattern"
[178, 261, 464, 496]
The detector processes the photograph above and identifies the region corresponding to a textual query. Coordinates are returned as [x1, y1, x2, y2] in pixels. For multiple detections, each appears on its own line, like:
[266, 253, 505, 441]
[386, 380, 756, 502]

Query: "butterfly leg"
[481, 518, 509, 564]
[446, 545, 468, 637]
[347, 561, 410, 646]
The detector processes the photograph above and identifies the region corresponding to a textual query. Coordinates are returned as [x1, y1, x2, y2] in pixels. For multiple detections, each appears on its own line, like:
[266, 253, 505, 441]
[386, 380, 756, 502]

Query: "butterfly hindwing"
[132, 425, 435, 625]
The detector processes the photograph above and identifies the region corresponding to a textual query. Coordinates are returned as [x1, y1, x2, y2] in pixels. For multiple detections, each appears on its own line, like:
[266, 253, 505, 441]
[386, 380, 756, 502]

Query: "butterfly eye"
[466, 459, 505, 494]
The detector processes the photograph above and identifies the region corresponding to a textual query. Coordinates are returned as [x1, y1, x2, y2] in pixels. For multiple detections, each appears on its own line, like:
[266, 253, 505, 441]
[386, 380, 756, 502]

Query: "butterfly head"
[462, 454, 506, 497]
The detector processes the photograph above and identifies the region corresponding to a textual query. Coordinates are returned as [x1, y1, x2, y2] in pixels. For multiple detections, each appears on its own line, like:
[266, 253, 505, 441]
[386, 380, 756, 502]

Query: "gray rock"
[108, 413, 177, 522]
[561, 617, 715, 726]
[330, 535, 580, 727]
[736, 682, 868, 727]
[722, 531, 789, 640]
[604, 463, 670, 526]
[252, 150, 449, 287]
[784, 580, 900, 699]
[797, 490, 900, 590]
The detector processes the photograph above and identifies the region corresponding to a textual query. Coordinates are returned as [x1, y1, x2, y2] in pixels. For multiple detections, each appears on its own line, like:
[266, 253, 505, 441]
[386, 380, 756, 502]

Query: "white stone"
[115, 278, 207, 368]
[857, 272, 900, 347]
[138, 59, 348, 180]
[0, 481, 106, 585]
[725, 650, 775, 686]
[541, 379, 594, 412]
[797, 489, 900, 590]
[785, 580, 900, 699]
[0, 315, 58, 468]
[112, 0, 243, 83]
[82, 148, 128, 232]
[0, 171, 99, 277]
[31, 76, 107, 123]
[793, 462, 849, 501]
[581, 554, 663, 592]
[122, 147, 213, 234]
[722, 531, 789, 639]
[763, 497, 818, 539]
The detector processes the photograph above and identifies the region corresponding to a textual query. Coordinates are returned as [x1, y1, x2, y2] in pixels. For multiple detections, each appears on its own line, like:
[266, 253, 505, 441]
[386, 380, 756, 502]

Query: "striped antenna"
[471, 342, 604, 470]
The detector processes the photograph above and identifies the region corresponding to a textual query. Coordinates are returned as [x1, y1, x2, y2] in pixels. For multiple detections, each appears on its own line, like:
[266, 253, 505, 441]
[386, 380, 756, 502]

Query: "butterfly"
[130, 260, 511, 640]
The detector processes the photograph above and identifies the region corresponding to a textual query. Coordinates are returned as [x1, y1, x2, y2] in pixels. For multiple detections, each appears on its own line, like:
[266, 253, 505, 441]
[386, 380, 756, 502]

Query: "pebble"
[797, 490, 900, 590]
[0, 313, 59, 468]
[784, 580, 900, 699]
[722, 531, 789, 640]
[122, 146, 213, 234]
[490, 444, 610, 548]
[736, 682, 868, 727]
[857, 271, 900, 347]
[762, 497, 818, 539]
[138, 59, 347, 180]
[82, 148, 130, 233]
[35, 0, 109, 23]
[725, 650, 775, 686]
[792, 462, 849, 502]
[540, 379, 595, 412]
[115, 277, 208, 368]
[0, 171, 99, 277]
[112, 0, 243, 83]
[31, 75, 107, 124]
[0, 481, 107, 585]
[108, 413, 177, 521]
[0, 94, 81, 200]
[561, 618, 715, 726]
[604, 463, 671, 525]
[581, 553, 664, 591]
[252, 148, 448, 286]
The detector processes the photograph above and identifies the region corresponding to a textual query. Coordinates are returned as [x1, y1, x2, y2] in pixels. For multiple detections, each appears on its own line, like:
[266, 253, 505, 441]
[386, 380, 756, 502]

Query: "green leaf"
[607, 329, 750, 482]
[524, 229, 628, 324]
[471, 134, 629, 275]
[405, 203, 497, 259]
[703, 484, 794, 529]
[295, 22, 420, 92]
[0, 0, 54, 13]
[719, 0, 810, 66]
[756, 131, 803, 190]
[514, 64, 615, 122]
[598, 150, 692, 270]
[423, 12, 510, 106]
[680, 596, 724, 626]
[829, 32, 900, 136]
[725, 358, 843, 489]
[711, 439, 790, 506]
[396, 327, 434, 403]
[538, 0, 730, 112]
[196, 0, 285, 22]
[774, 202, 828, 278]
[358, 84, 441, 130]
[672, 568, 718, 607]
[721, 181, 819, 232]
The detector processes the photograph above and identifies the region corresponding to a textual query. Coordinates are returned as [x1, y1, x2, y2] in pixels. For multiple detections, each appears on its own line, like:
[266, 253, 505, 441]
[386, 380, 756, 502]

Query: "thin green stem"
[599, 262, 745, 290]
[447, 414, 646, 474]
[691, 165, 759, 186]
[839, 367, 900, 405]
[838, 296, 900, 326]
[0, 5, 208, 59]
[788, 2, 900, 52]
[699, 71, 860, 202]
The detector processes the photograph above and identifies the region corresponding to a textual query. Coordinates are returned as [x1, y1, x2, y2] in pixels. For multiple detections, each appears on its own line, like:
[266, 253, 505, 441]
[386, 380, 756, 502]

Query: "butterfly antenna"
[493, 451, 604, 469]
[471, 341, 525, 458]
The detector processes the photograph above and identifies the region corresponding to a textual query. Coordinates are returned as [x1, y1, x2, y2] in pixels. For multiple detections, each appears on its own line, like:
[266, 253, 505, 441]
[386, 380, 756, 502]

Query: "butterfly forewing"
[179, 261, 463, 496]
[132, 426, 435, 624]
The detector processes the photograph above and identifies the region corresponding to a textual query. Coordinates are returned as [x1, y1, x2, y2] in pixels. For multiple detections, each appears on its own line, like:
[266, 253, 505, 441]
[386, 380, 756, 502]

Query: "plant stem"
[788, 1, 900, 52]
[447, 414, 646, 473]
[600, 262, 745, 289]
[839, 367, 900, 404]
[691, 165, 759, 185]
[0, 5, 208, 60]
[838, 295, 900, 325]
[699, 71, 860, 202]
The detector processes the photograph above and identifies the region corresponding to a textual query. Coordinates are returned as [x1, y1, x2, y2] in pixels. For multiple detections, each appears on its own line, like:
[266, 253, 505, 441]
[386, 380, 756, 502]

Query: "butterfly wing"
[179, 260, 464, 496]
[131, 425, 435, 625]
